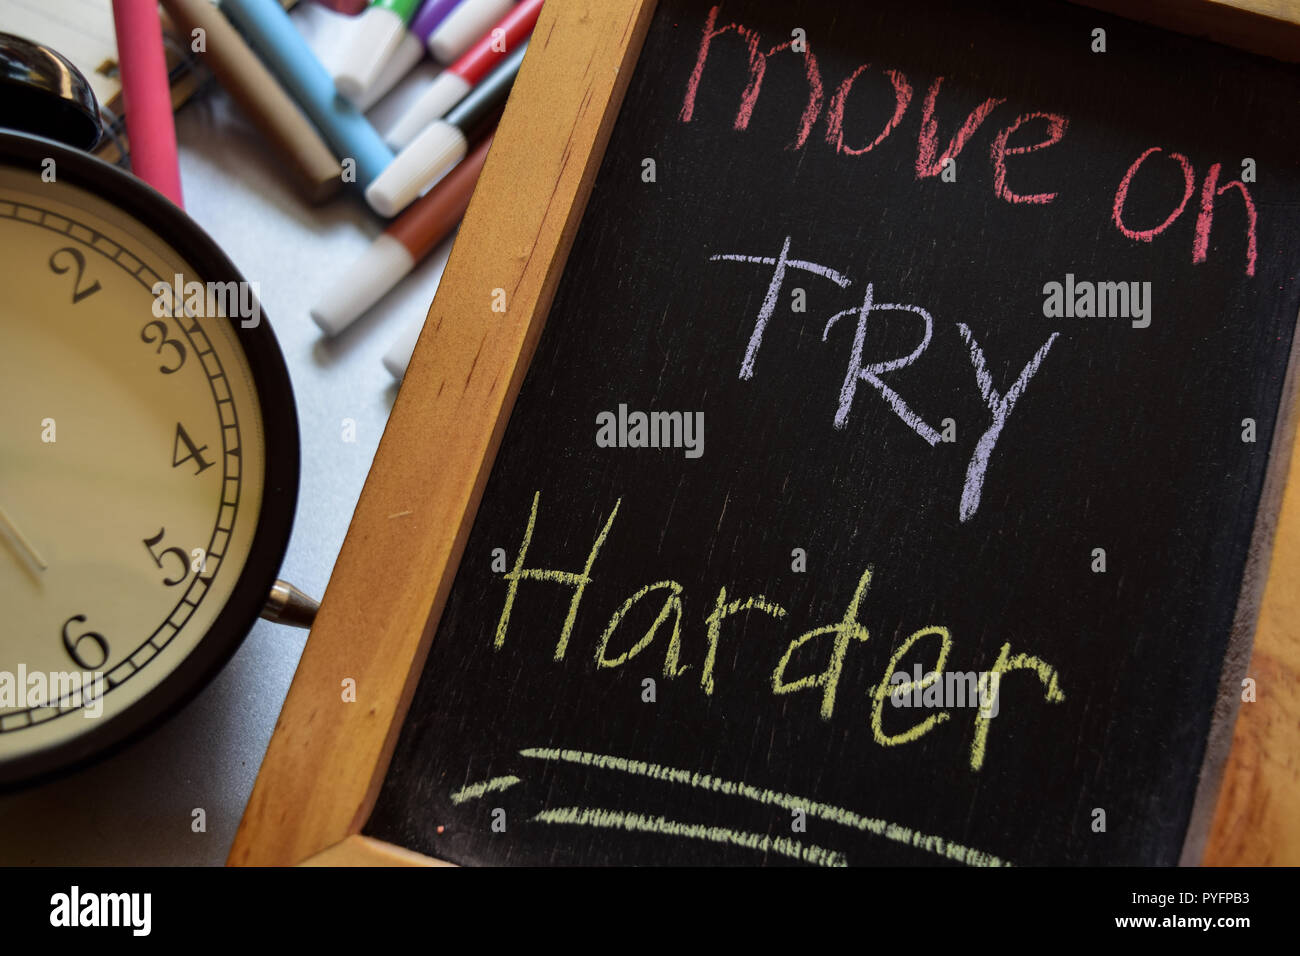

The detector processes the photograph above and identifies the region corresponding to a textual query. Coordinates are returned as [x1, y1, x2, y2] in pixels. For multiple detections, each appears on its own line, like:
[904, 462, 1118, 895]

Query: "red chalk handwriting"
[680, 5, 1262, 277]
[1112, 147, 1196, 242]
[915, 77, 1006, 180]
[990, 112, 1070, 204]
[1113, 147, 1258, 275]
[1194, 163, 1258, 276]
[679, 4, 823, 149]
[825, 65, 912, 157]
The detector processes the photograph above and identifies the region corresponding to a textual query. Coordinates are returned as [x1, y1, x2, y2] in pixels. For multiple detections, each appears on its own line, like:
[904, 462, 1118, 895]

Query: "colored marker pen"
[409, 0, 467, 46]
[347, 29, 424, 111]
[161, 0, 343, 202]
[112, 0, 185, 206]
[365, 39, 523, 216]
[388, 0, 541, 149]
[382, 316, 424, 380]
[426, 0, 514, 65]
[310, 0, 369, 13]
[222, 0, 394, 189]
[312, 135, 492, 335]
[333, 0, 423, 101]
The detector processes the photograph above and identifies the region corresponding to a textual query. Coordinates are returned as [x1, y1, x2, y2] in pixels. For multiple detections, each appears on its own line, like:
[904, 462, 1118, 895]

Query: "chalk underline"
[450, 747, 1012, 866]
[534, 806, 846, 867]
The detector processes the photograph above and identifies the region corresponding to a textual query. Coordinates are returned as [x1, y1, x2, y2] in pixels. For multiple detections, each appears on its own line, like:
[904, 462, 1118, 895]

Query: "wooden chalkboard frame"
[231, 0, 1300, 867]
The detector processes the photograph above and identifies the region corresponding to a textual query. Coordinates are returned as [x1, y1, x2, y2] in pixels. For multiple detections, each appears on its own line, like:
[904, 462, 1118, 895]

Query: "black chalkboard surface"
[365, 0, 1300, 865]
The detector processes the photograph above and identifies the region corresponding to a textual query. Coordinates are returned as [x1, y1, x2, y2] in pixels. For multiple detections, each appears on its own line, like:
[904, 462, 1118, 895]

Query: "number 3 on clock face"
[0, 141, 297, 784]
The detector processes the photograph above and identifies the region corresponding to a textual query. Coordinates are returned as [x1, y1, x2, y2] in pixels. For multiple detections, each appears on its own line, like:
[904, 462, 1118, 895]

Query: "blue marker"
[221, 0, 394, 188]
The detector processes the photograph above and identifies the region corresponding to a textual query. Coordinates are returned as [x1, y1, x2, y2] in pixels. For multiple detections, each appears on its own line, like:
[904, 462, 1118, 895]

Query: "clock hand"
[0, 503, 48, 572]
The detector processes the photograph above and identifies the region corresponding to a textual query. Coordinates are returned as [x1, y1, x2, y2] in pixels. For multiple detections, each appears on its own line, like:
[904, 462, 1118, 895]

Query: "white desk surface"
[0, 5, 446, 864]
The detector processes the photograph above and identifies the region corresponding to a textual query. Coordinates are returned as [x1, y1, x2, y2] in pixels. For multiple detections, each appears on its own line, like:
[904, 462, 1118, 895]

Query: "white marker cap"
[364, 119, 467, 217]
[385, 71, 471, 149]
[334, 6, 408, 102]
[382, 316, 425, 380]
[310, 234, 416, 336]
[349, 30, 424, 112]
[427, 0, 515, 65]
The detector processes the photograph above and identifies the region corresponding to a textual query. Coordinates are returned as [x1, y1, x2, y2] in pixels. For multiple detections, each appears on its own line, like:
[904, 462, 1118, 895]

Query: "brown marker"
[159, 0, 343, 203]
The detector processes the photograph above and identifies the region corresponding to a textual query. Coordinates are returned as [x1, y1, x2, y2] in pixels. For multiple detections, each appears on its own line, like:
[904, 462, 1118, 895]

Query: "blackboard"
[364, 0, 1300, 866]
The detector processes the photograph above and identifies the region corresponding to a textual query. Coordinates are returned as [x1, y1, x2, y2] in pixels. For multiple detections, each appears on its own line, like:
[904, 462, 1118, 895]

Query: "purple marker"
[410, 0, 465, 45]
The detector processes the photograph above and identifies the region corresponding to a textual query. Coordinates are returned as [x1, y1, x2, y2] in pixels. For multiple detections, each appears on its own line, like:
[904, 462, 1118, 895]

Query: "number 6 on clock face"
[0, 134, 298, 785]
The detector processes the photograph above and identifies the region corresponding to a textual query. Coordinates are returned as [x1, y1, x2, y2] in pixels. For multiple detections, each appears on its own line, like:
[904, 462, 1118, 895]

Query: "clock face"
[0, 140, 295, 783]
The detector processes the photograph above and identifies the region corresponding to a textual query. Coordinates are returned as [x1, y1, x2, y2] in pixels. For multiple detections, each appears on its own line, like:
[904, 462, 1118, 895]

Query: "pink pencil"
[112, 0, 184, 206]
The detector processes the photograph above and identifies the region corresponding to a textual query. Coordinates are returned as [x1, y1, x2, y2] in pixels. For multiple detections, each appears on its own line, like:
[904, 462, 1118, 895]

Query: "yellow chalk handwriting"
[969, 641, 1066, 771]
[870, 626, 953, 746]
[493, 491, 621, 660]
[771, 566, 872, 720]
[701, 587, 788, 695]
[594, 580, 685, 671]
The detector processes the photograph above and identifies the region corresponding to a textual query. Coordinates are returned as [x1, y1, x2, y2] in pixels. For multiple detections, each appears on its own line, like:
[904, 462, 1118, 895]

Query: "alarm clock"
[0, 127, 300, 785]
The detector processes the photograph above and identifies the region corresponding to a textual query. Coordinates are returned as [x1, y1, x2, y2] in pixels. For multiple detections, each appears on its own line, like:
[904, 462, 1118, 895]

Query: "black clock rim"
[0, 132, 301, 788]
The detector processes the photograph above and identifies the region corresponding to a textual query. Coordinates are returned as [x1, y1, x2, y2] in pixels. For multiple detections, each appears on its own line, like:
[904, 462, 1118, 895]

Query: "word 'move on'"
[596, 404, 704, 459]
[680, 5, 1260, 276]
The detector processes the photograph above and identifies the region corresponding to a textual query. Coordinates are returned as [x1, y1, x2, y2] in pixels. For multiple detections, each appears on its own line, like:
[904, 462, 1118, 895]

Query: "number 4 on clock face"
[172, 422, 214, 475]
